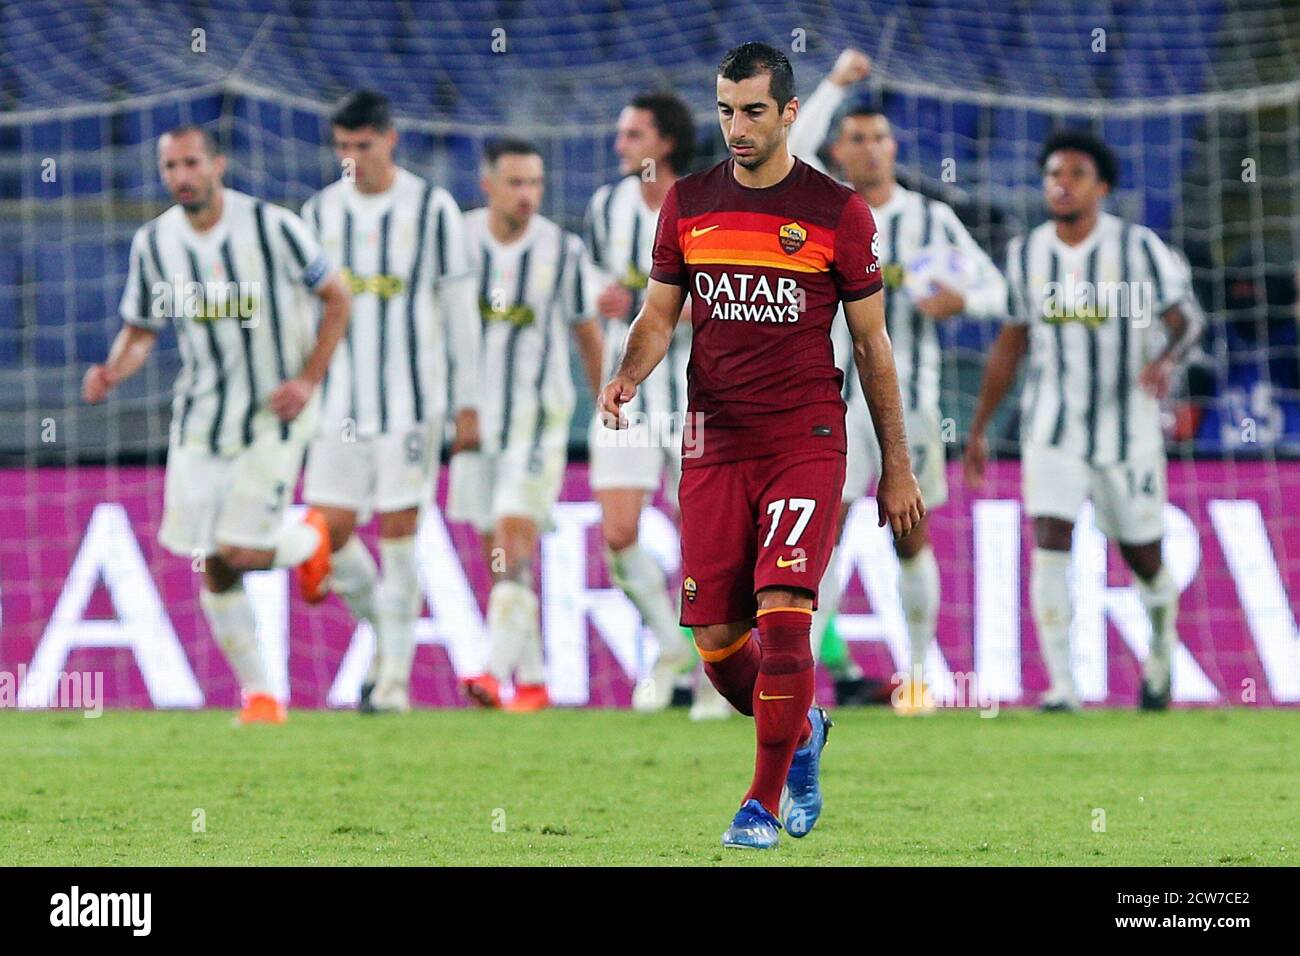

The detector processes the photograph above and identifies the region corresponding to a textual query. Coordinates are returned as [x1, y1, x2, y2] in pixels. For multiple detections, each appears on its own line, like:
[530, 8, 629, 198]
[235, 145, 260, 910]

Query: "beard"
[1050, 208, 1082, 223]
[177, 186, 212, 214]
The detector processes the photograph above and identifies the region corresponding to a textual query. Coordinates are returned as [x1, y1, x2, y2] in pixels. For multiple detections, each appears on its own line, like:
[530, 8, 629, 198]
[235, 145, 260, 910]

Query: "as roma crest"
[683, 575, 698, 603]
[778, 221, 807, 255]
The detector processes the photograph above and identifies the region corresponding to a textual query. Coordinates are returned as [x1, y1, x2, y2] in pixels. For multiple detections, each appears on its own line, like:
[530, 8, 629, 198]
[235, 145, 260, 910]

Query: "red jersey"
[650, 157, 882, 467]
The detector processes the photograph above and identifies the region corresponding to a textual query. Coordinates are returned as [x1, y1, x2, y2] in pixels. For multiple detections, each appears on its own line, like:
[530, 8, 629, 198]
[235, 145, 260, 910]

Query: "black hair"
[718, 42, 795, 111]
[162, 123, 221, 156]
[483, 137, 542, 167]
[330, 89, 393, 132]
[629, 91, 696, 174]
[1037, 128, 1119, 187]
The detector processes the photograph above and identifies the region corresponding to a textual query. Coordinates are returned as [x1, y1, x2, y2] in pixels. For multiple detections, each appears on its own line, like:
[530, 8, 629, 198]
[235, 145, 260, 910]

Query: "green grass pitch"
[1, 707, 1295, 866]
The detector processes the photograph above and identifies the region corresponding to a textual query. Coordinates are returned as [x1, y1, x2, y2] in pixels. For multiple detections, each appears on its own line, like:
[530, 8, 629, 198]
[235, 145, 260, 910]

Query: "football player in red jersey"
[599, 42, 923, 849]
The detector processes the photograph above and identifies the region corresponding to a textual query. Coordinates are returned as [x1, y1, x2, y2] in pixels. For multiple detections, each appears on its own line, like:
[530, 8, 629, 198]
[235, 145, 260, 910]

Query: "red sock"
[745, 607, 815, 816]
[700, 630, 759, 717]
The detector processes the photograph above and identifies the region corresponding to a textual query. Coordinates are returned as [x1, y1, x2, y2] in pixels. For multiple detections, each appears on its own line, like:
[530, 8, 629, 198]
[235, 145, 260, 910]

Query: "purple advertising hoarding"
[0, 460, 1297, 709]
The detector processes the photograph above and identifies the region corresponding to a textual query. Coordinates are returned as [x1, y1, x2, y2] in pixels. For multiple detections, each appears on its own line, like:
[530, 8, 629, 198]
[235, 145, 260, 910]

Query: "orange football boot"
[295, 508, 333, 604]
[505, 683, 550, 713]
[238, 691, 287, 725]
[461, 673, 502, 708]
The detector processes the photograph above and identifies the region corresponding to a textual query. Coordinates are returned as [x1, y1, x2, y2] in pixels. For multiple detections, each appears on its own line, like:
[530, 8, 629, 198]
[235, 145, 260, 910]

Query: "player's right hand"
[830, 49, 872, 87]
[82, 364, 113, 404]
[877, 465, 924, 540]
[963, 433, 988, 489]
[596, 283, 633, 320]
[597, 375, 637, 429]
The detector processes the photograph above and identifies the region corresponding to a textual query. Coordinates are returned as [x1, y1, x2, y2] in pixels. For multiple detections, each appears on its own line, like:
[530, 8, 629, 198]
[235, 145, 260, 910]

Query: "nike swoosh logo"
[775, 556, 805, 568]
[758, 692, 794, 701]
[690, 224, 720, 237]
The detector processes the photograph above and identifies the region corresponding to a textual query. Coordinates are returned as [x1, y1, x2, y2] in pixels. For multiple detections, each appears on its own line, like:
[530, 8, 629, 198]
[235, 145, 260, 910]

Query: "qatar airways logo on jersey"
[693, 271, 803, 324]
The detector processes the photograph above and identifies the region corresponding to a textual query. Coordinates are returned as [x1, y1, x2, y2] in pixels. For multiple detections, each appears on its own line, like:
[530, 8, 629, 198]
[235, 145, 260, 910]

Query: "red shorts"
[678, 449, 846, 626]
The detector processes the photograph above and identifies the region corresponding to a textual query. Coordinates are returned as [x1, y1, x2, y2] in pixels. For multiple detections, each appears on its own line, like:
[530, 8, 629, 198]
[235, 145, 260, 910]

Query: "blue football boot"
[721, 798, 782, 850]
[781, 706, 832, 837]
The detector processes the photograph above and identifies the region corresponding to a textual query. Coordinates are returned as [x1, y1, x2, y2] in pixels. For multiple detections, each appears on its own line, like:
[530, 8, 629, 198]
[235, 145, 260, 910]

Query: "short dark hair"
[483, 137, 542, 168]
[1038, 128, 1119, 187]
[838, 105, 888, 137]
[330, 89, 393, 132]
[718, 42, 795, 111]
[629, 91, 696, 174]
[162, 123, 221, 156]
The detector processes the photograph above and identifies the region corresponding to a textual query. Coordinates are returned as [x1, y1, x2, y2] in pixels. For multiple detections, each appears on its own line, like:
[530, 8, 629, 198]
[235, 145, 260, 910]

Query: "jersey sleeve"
[119, 227, 167, 331]
[562, 233, 601, 326]
[584, 185, 612, 270]
[1136, 227, 1189, 316]
[431, 192, 481, 413]
[832, 191, 883, 302]
[431, 189, 473, 285]
[274, 207, 332, 290]
[1003, 235, 1030, 325]
[935, 202, 1008, 319]
[787, 77, 846, 175]
[648, 181, 686, 287]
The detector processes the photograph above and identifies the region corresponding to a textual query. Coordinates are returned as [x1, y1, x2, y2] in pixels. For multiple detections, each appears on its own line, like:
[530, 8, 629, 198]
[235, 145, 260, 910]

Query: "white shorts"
[587, 413, 682, 507]
[1022, 443, 1166, 544]
[843, 402, 949, 510]
[302, 419, 442, 522]
[446, 438, 567, 534]
[159, 412, 313, 557]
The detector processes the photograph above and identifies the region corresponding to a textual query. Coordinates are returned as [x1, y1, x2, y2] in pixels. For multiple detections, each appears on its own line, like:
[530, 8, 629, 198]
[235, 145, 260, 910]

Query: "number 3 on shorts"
[763, 497, 816, 547]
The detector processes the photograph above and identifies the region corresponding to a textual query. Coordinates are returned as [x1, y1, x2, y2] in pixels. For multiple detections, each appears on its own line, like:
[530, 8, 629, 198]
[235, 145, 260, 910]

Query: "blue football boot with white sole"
[721, 799, 782, 849]
[780, 706, 832, 838]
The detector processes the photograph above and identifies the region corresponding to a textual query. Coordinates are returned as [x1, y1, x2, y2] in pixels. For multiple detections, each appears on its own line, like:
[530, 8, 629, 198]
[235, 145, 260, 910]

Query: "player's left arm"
[844, 292, 924, 538]
[433, 192, 482, 453]
[600, 181, 687, 427]
[1137, 232, 1205, 399]
[265, 209, 351, 421]
[914, 204, 1008, 321]
[565, 234, 606, 397]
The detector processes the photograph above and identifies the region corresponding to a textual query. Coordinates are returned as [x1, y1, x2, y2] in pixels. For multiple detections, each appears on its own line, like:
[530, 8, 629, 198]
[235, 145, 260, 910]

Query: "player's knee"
[202, 556, 241, 593]
[1121, 543, 1163, 581]
[693, 622, 747, 654]
[601, 519, 638, 553]
[755, 587, 814, 612]
[213, 546, 265, 575]
[308, 506, 356, 553]
[498, 557, 535, 590]
[1033, 517, 1073, 551]
[378, 508, 419, 541]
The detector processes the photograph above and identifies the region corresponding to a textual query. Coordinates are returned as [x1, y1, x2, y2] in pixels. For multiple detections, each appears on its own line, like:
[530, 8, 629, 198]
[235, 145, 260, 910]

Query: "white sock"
[331, 536, 380, 686]
[374, 536, 420, 706]
[1031, 547, 1076, 703]
[607, 544, 691, 669]
[485, 579, 538, 683]
[1136, 564, 1179, 695]
[271, 522, 320, 568]
[810, 544, 843, 664]
[899, 547, 940, 685]
[200, 584, 270, 695]
[515, 611, 547, 687]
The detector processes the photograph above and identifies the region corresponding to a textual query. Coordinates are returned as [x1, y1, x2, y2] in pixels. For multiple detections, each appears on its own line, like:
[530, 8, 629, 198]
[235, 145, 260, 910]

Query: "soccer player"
[585, 93, 730, 717]
[84, 125, 350, 723]
[789, 49, 1008, 713]
[449, 139, 605, 712]
[599, 43, 923, 849]
[298, 91, 481, 714]
[964, 129, 1203, 712]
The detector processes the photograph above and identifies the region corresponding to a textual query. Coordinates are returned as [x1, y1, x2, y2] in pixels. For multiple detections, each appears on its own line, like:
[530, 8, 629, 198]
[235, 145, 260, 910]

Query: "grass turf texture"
[1, 707, 1295, 866]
